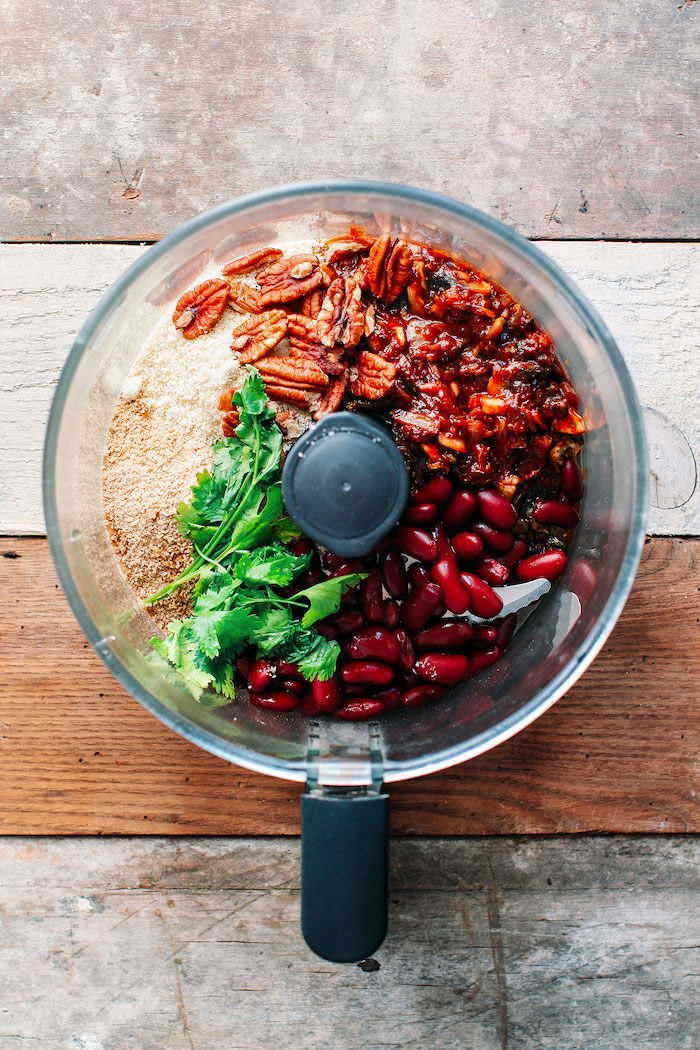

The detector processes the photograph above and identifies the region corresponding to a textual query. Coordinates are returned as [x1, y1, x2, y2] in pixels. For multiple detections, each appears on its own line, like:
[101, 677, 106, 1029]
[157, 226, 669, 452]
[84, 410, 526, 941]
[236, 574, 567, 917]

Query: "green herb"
[148, 370, 364, 703]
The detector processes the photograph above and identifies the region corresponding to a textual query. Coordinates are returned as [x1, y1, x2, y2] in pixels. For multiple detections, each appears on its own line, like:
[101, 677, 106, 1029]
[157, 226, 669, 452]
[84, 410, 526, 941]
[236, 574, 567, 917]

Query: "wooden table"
[2, 3, 699, 1047]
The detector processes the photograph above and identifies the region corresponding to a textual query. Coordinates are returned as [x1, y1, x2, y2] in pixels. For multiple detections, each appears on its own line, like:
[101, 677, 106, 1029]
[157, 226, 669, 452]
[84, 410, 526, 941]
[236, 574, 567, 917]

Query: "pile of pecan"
[171, 233, 411, 421]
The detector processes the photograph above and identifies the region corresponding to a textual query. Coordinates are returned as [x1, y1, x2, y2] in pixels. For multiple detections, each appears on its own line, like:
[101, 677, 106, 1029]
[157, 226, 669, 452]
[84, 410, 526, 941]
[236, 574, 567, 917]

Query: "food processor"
[43, 181, 648, 962]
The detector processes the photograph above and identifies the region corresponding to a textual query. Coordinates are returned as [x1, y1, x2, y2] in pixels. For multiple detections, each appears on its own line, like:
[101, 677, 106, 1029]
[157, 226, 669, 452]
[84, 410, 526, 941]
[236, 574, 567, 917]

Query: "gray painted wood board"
[1, 836, 698, 1050]
[2, 0, 698, 241]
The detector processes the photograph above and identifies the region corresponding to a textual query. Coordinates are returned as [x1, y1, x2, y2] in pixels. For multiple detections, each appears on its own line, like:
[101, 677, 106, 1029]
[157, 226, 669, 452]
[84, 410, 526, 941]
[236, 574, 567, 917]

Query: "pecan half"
[301, 288, 323, 318]
[315, 278, 365, 350]
[230, 310, 288, 364]
[255, 254, 325, 307]
[288, 337, 346, 377]
[314, 371, 349, 420]
[172, 279, 229, 339]
[351, 349, 397, 399]
[218, 388, 241, 436]
[326, 229, 375, 248]
[274, 407, 295, 432]
[263, 383, 311, 407]
[222, 247, 283, 276]
[287, 313, 320, 341]
[367, 235, 413, 302]
[255, 356, 329, 388]
[221, 409, 240, 437]
[328, 242, 374, 265]
[228, 279, 263, 313]
[406, 259, 430, 317]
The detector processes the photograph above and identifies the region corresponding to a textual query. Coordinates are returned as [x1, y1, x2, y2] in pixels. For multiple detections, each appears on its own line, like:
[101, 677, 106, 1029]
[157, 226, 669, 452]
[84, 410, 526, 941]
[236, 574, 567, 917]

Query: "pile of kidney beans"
[237, 455, 583, 720]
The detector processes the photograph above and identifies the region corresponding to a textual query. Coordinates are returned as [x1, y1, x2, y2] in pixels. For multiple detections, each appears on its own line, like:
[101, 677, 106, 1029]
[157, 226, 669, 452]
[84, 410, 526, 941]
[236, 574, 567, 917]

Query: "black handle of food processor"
[301, 792, 389, 963]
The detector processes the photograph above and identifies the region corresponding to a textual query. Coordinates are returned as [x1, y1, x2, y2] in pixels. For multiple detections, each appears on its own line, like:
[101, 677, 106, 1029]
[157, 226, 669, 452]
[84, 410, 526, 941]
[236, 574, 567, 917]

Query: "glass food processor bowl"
[43, 181, 647, 962]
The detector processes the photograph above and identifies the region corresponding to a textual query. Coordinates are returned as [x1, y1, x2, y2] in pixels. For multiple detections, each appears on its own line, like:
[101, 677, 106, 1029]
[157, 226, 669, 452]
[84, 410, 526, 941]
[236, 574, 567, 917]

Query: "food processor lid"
[282, 412, 409, 557]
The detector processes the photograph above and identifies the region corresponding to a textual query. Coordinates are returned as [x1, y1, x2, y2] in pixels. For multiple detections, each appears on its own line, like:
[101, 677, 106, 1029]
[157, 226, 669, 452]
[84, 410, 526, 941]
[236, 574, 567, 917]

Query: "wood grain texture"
[1, 0, 698, 241]
[1, 836, 699, 1050]
[1, 536, 698, 836]
[2, 241, 698, 535]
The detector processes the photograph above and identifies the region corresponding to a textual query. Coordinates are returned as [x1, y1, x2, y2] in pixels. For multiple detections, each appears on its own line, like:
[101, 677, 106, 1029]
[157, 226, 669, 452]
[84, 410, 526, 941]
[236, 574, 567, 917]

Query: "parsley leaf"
[293, 573, 366, 627]
[233, 543, 311, 587]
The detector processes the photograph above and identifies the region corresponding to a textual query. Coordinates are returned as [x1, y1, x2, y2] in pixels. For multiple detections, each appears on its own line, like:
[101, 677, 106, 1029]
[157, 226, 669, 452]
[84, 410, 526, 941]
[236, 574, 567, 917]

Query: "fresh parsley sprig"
[148, 370, 364, 703]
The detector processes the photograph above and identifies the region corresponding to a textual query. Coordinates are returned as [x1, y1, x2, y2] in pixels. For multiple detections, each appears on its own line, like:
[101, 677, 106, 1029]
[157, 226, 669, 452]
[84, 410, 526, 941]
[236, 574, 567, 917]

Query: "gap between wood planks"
[0, 535, 698, 837]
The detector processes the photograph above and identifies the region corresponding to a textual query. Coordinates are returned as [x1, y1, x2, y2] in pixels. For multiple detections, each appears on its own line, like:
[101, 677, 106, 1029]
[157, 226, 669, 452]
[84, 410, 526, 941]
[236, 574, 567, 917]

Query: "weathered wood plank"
[1, 536, 698, 836]
[1, 242, 698, 535]
[2, 0, 698, 241]
[0, 836, 698, 1049]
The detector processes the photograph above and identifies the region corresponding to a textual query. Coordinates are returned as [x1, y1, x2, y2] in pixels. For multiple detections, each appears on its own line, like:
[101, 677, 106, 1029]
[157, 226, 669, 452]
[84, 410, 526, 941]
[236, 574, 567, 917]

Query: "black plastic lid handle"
[282, 412, 409, 558]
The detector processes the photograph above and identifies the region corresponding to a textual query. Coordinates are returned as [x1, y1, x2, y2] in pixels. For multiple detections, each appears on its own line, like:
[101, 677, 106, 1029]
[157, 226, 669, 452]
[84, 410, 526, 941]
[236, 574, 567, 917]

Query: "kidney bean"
[315, 621, 338, 641]
[400, 581, 443, 632]
[466, 646, 502, 677]
[292, 537, 315, 558]
[459, 573, 504, 619]
[381, 550, 408, 599]
[275, 660, 303, 679]
[451, 531, 484, 561]
[248, 659, 277, 693]
[296, 567, 323, 589]
[442, 490, 478, 533]
[330, 609, 365, 634]
[499, 538, 528, 572]
[473, 521, 514, 553]
[413, 475, 453, 506]
[415, 652, 470, 684]
[327, 559, 368, 579]
[361, 569, 385, 623]
[431, 600, 447, 620]
[374, 687, 402, 711]
[369, 536, 393, 555]
[401, 683, 446, 708]
[430, 558, 471, 614]
[516, 550, 567, 582]
[383, 600, 400, 629]
[280, 677, 305, 695]
[339, 660, 394, 686]
[570, 558, 597, 607]
[345, 627, 401, 663]
[494, 612, 518, 650]
[404, 502, 439, 525]
[340, 586, 359, 608]
[473, 625, 499, 647]
[415, 619, 475, 650]
[432, 523, 455, 561]
[476, 556, 509, 587]
[477, 488, 517, 530]
[335, 699, 386, 720]
[323, 551, 346, 570]
[312, 673, 342, 713]
[343, 682, 369, 698]
[395, 526, 438, 562]
[408, 563, 430, 587]
[235, 655, 251, 680]
[399, 669, 421, 689]
[560, 456, 584, 502]
[250, 691, 301, 711]
[533, 499, 580, 529]
[393, 627, 416, 672]
[300, 691, 319, 715]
